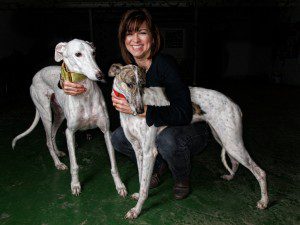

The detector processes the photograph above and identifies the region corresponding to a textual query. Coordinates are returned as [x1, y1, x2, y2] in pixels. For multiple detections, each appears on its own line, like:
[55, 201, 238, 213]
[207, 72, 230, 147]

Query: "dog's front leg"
[131, 140, 143, 184]
[65, 128, 81, 195]
[130, 140, 143, 201]
[125, 146, 156, 219]
[125, 128, 157, 219]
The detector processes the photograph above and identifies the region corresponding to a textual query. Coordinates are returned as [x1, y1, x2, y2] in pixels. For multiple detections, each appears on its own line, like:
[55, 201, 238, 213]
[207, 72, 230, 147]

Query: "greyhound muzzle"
[96, 71, 106, 83]
[136, 106, 144, 114]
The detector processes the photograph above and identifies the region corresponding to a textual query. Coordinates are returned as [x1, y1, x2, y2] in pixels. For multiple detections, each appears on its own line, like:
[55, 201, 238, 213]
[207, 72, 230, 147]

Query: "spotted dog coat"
[109, 63, 269, 219]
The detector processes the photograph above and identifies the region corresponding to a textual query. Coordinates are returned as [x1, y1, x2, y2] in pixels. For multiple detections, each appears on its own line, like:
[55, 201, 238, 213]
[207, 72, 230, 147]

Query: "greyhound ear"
[108, 63, 123, 77]
[86, 41, 95, 49]
[139, 67, 147, 84]
[54, 42, 67, 62]
[140, 67, 146, 75]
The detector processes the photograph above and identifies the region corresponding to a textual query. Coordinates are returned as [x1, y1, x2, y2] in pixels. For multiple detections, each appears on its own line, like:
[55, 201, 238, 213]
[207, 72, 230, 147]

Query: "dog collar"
[113, 89, 126, 99]
[61, 62, 87, 82]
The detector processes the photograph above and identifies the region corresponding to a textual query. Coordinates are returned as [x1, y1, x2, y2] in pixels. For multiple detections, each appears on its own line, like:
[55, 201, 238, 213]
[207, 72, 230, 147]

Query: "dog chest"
[65, 94, 105, 131]
[120, 114, 152, 141]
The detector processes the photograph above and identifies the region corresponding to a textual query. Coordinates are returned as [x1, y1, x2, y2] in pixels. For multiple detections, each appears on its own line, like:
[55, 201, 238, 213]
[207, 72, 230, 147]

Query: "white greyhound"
[108, 63, 268, 219]
[12, 39, 127, 197]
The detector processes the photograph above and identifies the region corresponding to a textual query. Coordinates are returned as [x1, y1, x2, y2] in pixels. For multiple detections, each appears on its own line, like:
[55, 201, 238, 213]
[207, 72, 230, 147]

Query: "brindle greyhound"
[12, 39, 127, 197]
[108, 63, 268, 219]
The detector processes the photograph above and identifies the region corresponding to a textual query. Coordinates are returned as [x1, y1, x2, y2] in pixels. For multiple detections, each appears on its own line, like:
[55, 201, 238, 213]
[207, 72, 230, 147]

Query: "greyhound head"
[55, 39, 105, 82]
[108, 64, 146, 114]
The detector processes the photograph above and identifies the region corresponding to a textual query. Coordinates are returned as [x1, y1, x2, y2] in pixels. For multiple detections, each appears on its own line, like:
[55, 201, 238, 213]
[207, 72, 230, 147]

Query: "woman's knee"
[111, 127, 137, 161]
[155, 129, 178, 157]
[155, 126, 197, 158]
[111, 127, 129, 152]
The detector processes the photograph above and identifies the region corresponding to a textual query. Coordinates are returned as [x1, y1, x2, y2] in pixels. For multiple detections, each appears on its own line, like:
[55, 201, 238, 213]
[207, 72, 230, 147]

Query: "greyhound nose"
[96, 71, 106, 82]
[136, 107, 144, 114]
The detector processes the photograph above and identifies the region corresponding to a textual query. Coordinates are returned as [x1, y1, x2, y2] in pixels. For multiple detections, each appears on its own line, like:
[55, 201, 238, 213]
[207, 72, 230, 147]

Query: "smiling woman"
[111, 8, 209, 201]
[118, 9, 161, 66]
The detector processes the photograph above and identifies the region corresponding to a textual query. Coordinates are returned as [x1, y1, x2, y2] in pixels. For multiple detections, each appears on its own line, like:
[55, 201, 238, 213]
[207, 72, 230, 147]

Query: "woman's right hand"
[62, 81, 86, 96]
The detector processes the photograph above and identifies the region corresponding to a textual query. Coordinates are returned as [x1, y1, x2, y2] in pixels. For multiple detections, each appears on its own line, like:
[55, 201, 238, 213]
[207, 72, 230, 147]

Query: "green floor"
[1, 83, 299, 225]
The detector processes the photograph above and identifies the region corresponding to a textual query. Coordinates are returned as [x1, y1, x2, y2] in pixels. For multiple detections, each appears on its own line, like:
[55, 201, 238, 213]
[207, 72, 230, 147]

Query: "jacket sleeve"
[146, 56, 193, 127]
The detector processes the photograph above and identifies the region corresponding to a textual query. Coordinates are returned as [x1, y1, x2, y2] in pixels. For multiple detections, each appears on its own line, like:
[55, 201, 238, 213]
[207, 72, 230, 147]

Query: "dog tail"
[12, 109, 40, 149]
[221, 148, 233, 175]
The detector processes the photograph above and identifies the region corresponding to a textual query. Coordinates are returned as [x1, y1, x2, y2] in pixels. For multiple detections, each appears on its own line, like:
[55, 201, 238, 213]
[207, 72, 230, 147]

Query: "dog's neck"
[61, 62, 87, 83]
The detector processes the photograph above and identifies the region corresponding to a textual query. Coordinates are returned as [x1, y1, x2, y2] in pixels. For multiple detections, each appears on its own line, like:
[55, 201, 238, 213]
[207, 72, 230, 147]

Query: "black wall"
[0, 5, 298, 98]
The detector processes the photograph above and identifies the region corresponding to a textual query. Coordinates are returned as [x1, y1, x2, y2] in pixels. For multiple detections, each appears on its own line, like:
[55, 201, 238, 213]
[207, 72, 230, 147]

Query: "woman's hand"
[111, 92, 148, 117]
[62, 81, 86, 96]
[112, 92, 133, 114]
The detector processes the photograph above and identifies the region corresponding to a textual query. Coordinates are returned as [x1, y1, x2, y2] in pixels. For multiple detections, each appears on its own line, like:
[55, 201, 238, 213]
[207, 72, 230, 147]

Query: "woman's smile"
[131, 44, 143, 51]
[125, 22, 152, 61]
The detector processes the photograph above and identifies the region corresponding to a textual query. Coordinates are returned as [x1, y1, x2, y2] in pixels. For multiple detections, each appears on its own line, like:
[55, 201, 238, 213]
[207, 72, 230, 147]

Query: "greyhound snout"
[136, 105, 144, 114]
[96, 71, 106, 82]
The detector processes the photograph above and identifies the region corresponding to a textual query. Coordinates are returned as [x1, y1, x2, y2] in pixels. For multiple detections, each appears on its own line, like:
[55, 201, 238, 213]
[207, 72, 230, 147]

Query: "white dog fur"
[12, 39, 127, 197]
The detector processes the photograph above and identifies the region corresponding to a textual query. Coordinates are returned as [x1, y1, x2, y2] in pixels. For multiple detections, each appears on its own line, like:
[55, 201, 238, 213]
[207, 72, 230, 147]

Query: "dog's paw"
[125, 207, 140, 219]
[131, 193, 139, 201]
[71, 182, 81, 196]
[221, 174, 234, 181]
[117, 185, 127, 197]
[257, 199, 268, 209]
[56, 163, 68, 170]
[56, 151, 66, 157]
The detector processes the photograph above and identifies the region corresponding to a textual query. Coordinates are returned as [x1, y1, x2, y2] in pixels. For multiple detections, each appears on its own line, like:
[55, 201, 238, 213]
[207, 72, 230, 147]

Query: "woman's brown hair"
[118, 8, 162, 64]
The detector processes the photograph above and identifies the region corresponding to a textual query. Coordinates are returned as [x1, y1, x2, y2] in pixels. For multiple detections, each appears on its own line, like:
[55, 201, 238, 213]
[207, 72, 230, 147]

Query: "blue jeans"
[111, 122, 209, 181]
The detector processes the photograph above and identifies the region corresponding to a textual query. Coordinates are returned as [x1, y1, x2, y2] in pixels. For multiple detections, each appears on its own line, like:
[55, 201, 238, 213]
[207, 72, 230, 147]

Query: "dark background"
[0, 0, 299, 99]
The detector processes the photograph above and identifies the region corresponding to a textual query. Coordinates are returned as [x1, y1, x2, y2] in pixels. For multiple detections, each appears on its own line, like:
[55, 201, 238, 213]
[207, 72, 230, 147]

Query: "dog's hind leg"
[209, 124, 235, 176]
[221, 140, 268, 209]
[30, 86, 67, 170]
[51, 113, 65, 158]
[211, 113, 268, 209]
[50, 94, 66, 158]
[221, 152, 239, 181]
[103, 130, 127, 197]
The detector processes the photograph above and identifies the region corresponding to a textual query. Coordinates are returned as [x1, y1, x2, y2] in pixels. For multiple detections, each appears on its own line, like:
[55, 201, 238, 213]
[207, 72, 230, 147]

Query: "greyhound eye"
[92, 51, 96, 56]
[127, 83, 133, 89]
[75, 52, 82, 57]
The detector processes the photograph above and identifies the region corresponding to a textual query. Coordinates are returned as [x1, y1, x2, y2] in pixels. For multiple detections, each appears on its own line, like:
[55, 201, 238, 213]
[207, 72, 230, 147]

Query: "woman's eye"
[75, 52, 82, 57]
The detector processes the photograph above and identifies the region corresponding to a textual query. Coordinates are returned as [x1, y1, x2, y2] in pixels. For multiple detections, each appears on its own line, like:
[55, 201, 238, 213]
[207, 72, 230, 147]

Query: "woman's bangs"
[126, 17, 145, 32]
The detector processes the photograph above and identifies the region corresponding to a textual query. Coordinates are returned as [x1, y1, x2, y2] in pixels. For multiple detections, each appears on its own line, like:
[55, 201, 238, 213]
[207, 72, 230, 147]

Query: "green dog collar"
[61, 63, 86, 82]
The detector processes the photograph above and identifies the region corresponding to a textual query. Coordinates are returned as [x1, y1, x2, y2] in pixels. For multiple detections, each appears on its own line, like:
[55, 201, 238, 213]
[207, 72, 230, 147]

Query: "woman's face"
[125, 21, 153, 61]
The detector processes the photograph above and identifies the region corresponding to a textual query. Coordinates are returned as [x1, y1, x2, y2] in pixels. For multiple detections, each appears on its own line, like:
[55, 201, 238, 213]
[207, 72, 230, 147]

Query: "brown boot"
[149, 162, 168, 189]
[173, 178, 190, 200]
